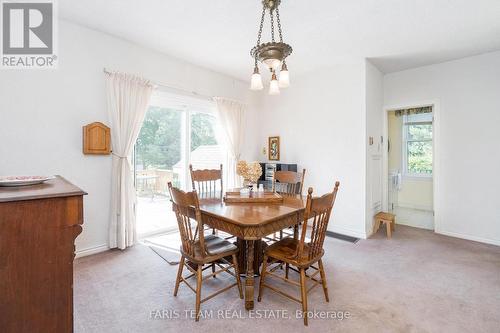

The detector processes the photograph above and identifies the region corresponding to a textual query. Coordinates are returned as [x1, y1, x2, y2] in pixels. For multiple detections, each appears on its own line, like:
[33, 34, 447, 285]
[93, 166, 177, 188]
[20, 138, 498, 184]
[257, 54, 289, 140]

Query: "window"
[402, 112, 433, 177]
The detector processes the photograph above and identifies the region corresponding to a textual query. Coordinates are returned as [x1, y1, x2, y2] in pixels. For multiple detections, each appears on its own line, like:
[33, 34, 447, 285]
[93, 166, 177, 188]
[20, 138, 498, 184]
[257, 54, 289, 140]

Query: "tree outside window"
[136, 107, 219, 171]
[135, 106, 224, 192]
[403, 113, 433, 176]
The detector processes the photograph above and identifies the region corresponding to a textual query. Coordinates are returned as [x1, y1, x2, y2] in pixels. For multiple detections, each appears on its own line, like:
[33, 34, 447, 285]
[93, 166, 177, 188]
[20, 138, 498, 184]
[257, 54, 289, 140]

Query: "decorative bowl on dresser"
[0, 175, 86, 333]
[0, 175, 56, 187]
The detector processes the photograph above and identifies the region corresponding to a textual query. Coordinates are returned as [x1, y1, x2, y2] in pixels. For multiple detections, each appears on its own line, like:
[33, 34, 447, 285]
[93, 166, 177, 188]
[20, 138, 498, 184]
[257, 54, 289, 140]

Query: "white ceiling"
[60, 0, 500, 81]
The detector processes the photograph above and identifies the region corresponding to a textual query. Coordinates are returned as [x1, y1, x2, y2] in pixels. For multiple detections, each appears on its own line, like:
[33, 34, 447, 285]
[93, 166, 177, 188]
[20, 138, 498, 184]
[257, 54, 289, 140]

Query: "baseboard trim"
[435, 229, 500, 247]
[75, 244, 109, 258]
[326, 231, 359, 243]
[396, 202, 433, 211]
[328, 225, 367, 240]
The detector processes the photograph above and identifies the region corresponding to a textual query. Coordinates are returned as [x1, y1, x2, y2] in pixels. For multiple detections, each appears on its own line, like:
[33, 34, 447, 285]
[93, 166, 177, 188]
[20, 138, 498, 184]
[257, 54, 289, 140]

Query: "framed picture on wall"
[268, 136, 280, 161]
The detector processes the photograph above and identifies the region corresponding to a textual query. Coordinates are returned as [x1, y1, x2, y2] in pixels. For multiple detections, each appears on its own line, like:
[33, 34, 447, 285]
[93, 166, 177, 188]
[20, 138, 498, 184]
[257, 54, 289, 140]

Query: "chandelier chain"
[250, 0, 292, 91]
[270, 9, 275, 42]
[256, 6, 266, 46]
[276, 7, 283, 42]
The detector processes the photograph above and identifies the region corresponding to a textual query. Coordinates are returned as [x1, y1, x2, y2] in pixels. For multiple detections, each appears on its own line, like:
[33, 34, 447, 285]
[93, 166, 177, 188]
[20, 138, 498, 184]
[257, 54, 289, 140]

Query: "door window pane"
[133, 96, 227, 237]
[190, 112, 225, 170]
[135, 106, 185, 235]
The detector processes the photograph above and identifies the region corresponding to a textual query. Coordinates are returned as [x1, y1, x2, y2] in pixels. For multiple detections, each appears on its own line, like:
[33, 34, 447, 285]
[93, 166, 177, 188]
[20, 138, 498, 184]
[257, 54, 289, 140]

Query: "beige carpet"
[142, 233, 182, 265]
[74, 225, 500, 333]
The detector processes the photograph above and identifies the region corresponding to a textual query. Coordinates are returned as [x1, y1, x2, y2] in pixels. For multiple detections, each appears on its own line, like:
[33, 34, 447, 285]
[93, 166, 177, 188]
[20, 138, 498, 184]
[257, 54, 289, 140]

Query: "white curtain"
[106, 71, 154, 250]
[213, 97, 245, 188]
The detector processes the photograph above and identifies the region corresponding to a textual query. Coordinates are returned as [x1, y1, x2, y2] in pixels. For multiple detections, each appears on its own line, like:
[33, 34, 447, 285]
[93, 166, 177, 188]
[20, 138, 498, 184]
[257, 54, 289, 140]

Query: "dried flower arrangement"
[236, 161, 262, 185]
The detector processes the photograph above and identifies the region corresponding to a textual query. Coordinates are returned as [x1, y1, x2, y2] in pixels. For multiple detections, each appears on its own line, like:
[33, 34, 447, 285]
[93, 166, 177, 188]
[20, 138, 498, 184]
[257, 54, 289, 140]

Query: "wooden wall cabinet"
[0, 176, 86, 333]
[83, 122, 111, 155]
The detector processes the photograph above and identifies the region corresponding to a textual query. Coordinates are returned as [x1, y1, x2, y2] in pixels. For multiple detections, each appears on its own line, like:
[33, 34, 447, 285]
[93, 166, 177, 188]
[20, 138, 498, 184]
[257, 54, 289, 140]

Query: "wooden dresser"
[0, 176, 86, 333]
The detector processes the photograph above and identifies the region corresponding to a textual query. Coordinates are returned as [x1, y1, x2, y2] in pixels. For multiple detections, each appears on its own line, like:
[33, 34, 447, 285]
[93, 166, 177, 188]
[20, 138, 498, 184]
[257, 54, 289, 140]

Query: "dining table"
[198, 193, 306, 310]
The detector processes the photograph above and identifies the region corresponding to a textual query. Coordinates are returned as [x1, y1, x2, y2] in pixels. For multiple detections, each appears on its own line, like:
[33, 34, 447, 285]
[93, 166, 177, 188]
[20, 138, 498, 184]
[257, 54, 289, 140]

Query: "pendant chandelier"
[250, 0, 292, 95]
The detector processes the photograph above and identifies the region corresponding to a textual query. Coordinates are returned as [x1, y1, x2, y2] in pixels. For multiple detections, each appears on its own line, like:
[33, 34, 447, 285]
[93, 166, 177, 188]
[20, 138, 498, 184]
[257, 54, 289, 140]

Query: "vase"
[242, 179, 256, 190]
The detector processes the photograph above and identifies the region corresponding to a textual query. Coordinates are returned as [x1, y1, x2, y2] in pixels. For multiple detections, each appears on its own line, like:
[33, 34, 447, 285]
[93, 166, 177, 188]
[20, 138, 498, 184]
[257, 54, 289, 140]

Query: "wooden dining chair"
[258, 182, 340, 326]
[168, 183, 243, 321]
[272, 169, 306, 195]
[271, 169, 306, 240]
[189, 163, 235, 245]
[189, 164, 223, 199]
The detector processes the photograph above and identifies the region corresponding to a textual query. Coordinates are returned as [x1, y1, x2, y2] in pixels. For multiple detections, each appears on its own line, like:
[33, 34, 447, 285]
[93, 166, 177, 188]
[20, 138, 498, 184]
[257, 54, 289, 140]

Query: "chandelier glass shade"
[250, 68, 264, 90]
[278, 62, 289, 88]
[249, 0, 292, 94]
[269, 72, 280, 95]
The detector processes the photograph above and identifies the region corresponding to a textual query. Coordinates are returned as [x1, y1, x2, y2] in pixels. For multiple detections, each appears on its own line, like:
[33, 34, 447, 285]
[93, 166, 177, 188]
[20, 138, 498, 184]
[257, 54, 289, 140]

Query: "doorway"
[386, 106, 434, 230]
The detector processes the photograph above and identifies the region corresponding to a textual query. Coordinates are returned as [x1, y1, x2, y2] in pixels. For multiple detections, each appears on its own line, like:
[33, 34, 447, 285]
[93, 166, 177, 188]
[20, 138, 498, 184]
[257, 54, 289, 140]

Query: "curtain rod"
[103, 68, 215, 102]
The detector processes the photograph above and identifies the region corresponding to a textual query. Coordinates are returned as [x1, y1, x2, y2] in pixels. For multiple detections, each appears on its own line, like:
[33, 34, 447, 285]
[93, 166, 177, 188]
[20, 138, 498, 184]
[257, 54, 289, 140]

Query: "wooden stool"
[374, 212, 396, 239]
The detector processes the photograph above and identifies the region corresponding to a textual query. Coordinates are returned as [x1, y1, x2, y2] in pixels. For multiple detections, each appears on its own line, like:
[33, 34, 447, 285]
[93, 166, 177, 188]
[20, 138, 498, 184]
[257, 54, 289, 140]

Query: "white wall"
[365, 61, 384, 235]
[0, 20, 258, 255]
[384, 51, 500, 246]
[257, 63, 368, 238]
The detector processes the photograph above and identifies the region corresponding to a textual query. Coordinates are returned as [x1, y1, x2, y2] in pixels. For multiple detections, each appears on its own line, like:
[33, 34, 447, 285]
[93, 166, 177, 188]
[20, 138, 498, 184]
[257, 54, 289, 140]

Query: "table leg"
[236, 238, 266, 274]
[294, 212, 301, 239]
[245, 240, 255, 310]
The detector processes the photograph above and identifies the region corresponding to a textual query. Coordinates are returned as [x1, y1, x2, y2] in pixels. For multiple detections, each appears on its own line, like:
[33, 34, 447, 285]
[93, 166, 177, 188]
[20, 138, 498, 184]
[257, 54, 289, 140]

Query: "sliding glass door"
[134, 92, 226, 237]
[135, 106, 185, 236]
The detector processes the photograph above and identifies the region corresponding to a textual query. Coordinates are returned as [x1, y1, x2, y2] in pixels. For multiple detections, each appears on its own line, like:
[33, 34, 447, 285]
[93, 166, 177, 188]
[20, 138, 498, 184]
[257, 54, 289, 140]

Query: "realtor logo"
[1, 0, 57, 69]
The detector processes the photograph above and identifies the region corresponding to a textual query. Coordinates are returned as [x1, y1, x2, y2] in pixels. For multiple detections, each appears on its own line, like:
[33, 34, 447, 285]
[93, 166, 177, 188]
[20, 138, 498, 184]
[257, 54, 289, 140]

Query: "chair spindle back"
[273, 169, 306, 195]
[297, 182, 340, 260]
[168, 182, 205, 258]
[189, 164, 223, 198]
